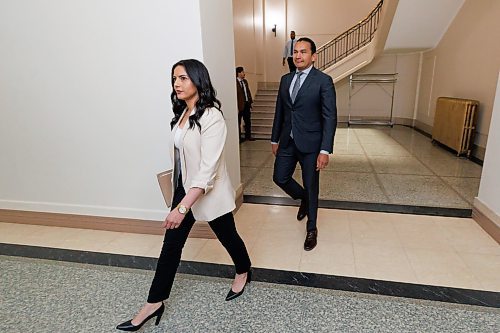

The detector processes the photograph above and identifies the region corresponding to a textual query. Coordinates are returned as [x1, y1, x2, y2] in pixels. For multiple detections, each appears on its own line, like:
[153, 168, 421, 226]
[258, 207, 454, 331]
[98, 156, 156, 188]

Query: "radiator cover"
[432, 97, 479, 157]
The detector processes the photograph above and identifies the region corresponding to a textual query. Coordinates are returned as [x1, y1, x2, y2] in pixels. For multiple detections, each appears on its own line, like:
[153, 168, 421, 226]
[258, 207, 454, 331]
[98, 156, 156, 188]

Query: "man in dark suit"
[271, 37, 337, 251]
[236, 66, 255, 141]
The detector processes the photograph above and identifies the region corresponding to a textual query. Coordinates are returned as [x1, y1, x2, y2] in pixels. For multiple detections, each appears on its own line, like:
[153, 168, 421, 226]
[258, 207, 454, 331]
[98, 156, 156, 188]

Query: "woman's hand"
[162, 208, 186, 229]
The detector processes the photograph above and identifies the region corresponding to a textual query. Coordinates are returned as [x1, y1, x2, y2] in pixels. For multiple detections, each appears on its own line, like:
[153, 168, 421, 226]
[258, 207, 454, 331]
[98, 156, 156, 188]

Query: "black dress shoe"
[304, 229, 318, 251]
[247, 137, 256, 141]
[297, 199, 308, 221]
[225, 270, 252, 301]
[116, 303, 164, 331]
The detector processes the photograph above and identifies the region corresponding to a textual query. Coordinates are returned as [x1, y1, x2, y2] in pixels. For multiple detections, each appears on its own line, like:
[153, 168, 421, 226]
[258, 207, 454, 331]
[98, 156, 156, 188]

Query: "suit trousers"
[147, 175, 251, 303]
[273, 139, 319, 232]
[238, 101, 252, 139]
[286, 57, 296, 72]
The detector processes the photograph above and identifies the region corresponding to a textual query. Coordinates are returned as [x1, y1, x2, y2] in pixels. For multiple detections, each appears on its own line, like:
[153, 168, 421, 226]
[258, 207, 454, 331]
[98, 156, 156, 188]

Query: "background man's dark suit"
[236, 78, 253, 140]
[271, 66, 337, 235]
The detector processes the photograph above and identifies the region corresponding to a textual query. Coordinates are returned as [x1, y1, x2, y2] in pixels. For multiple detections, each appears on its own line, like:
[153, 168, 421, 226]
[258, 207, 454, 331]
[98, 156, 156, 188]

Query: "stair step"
[256, 91, 278, 96]
[252, 107, 275, 112]
[244, 124, 272, 132]
[252, 112, 275, 117]
[252, 119, 274, 125]
[242, 131, 271, 138]
[255, 96, 276, 101]
[257, 82, 280, 90]
[253, 101, 275, 107]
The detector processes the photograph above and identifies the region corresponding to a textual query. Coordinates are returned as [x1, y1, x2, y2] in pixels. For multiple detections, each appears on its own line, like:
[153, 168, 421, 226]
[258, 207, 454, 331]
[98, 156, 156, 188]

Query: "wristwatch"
[177, 204, 189, 215]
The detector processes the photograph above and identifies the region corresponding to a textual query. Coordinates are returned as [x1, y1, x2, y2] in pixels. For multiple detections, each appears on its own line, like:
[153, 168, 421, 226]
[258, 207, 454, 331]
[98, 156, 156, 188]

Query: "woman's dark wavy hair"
[170, 59, 222, 131]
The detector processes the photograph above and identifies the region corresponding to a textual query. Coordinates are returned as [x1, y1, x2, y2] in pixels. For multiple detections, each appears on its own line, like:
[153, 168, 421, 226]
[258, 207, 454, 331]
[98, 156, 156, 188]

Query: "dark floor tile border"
[469, 155, 484, 166]
[243, 195, 472, 218]
[412, 126, 432, 139]
[1, 243, 498, 308]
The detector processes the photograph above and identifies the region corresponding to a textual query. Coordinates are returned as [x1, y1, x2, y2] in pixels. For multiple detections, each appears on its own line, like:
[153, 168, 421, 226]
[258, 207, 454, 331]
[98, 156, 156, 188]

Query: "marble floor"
[2, 256, 498, 333]
[240, 125, 483, 209]
[1, 203, 499, 292]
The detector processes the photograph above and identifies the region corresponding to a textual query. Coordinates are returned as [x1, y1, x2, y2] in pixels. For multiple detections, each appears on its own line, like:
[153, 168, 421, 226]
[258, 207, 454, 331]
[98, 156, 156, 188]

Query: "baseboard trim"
[0, 209, 216, 239]
[0, 186, 245, 239]
[473, 198, 500, 244]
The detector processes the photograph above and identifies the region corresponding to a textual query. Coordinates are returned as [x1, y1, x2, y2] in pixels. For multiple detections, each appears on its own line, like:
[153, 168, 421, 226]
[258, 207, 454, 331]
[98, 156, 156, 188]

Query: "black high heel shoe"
[116, 302, 164, 331]
[225, 270, 252, 301]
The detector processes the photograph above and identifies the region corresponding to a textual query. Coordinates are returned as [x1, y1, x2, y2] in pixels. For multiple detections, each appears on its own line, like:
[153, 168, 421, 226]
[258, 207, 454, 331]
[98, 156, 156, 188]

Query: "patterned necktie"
[291, 71, 303, 103]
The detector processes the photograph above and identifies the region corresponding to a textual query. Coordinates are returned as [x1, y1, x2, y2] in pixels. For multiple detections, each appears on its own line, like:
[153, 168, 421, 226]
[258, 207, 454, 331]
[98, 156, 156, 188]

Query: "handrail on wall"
[316, 0, 384, 71]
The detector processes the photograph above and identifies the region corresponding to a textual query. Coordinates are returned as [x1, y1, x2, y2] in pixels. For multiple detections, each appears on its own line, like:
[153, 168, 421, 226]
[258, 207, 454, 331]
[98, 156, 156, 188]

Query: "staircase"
[317, 0, 397, 82]
[244, 0, 396, 139]
[246, 82, 279, 139]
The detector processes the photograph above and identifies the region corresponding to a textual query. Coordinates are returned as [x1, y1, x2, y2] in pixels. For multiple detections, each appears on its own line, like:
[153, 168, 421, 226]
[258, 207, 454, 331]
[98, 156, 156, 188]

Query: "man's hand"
[316, 153, 329, 171]
[271, 143, 279, 156]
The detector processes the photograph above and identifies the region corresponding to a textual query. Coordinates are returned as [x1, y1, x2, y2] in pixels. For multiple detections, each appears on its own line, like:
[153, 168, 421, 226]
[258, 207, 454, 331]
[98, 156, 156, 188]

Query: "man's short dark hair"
[297, 37, 316, 54]
[236, 66, 244, 75]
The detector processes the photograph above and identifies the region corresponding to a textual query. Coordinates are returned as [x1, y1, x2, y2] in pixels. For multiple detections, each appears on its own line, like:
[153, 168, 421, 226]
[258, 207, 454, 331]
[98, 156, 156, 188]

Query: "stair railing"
[315, 0, 384, 71]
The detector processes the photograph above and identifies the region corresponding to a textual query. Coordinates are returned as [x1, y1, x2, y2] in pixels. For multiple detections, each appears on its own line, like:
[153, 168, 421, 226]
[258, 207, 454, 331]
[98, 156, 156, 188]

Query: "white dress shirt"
[283, 39, 296, 58]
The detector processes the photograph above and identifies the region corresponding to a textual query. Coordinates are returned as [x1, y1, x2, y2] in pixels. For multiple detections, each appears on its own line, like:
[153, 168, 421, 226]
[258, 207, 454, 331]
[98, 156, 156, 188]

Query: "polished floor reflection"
[240, 125, 482, 209]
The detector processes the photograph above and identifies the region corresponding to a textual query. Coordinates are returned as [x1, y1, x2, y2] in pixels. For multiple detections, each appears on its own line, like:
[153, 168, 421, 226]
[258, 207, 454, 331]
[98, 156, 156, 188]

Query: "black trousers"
[272, 139, 319, 232]
[147, 178, 251, 303]
[238, 101, 252, 139]
[287, 57, 296, 72]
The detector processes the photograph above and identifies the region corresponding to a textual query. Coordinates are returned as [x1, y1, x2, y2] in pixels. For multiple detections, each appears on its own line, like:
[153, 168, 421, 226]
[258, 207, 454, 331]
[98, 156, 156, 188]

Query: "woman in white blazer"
[117, 60, 252, 332]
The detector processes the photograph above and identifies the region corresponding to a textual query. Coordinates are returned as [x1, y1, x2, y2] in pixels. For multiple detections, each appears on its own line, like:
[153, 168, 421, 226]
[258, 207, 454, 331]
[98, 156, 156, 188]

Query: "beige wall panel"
[254, 0, 265, 86]
[263, 0, 288, 81]
[336, 52, 419, 123]
[416, 53, 437, 127]
[392, 53, 420, 121]
[335, 78, 350, 118]
[416, 0, 500, 149]
[233, 0, 260, 94]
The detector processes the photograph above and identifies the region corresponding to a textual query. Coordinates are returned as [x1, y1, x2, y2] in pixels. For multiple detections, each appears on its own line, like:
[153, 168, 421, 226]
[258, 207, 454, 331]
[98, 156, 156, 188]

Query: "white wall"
[199, 0, 241, 189]
[477, 72, 500, 216]
[0, 1, 239, 220]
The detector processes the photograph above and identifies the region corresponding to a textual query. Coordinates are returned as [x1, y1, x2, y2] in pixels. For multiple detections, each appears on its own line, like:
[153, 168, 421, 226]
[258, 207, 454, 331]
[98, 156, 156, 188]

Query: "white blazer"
[171, 107, 235, 221]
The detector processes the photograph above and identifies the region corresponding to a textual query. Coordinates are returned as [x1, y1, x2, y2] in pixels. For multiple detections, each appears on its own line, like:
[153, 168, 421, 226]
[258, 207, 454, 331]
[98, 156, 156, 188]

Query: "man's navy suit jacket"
[271, 66, 337, 154]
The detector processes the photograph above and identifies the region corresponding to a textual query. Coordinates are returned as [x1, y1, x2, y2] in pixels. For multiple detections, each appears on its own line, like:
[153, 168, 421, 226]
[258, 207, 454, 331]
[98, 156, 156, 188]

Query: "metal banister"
[316, 0, 384, 71]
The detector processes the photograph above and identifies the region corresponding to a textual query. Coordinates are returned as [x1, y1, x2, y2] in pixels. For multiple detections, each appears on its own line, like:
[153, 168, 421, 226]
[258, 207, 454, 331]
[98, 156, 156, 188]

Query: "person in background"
[236, 66, 255, 142]
[117, 59, 252, 331]
[271, 37, 337, 251]
[282, 30, 297, 72]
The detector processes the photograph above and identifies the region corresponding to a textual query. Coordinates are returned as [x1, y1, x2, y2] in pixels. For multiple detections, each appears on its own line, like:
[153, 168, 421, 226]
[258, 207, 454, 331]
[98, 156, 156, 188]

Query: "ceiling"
[384, 0, 465, 51]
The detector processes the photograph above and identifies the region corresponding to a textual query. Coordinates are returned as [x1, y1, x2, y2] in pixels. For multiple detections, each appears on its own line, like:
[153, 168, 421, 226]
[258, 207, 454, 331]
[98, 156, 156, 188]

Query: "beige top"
[170, 107, 235, 221]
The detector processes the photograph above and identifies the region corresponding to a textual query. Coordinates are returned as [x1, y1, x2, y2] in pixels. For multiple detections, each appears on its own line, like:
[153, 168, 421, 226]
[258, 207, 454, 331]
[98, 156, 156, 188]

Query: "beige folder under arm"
[157, 169, 173, 208]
